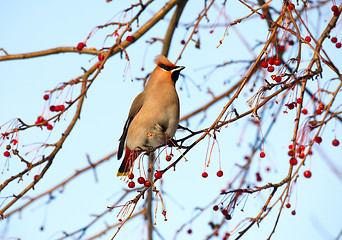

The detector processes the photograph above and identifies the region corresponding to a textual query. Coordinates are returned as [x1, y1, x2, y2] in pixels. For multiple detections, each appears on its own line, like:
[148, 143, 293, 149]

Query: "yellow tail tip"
[117, 171, 129, 177]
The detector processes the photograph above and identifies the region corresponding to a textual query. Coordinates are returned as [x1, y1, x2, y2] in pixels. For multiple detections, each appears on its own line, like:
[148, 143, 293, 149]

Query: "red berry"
[303, 170, 312, 178]
[43, 94, 49, 100]
[296, 98, 302, 104]
[144, 180, 151, 187]
[288, 102, 295, 110]
[76, 42, 86, 51]
[50, 105, 56, 112]
[278, 45, 285, 52]
[336, 43, 342, 48]
[260, 152, 266, 158]
[213, 205, 219, 211]
[97, 63, 103, 69]
[268, 57, 275, 65]
[256, 176, 262, 182]
[46, 124, 53, 130]
[221, 209, 228, 216]
[316, 109, 322, 115]
[286, 203, 291, 208]
[298, 152, 305, 159]
[98, 54, 104, 61]
[267, 66, 275, 72]
[291, 210, 296, 215]
[216, 170, 223, 177]
[54, 105, 65, 112]
[154, 171, 162, 179]
[305, 36, 311, 42]
[137, 177, 145, 184]
[128, 181, 135, 188]
[315, 136, 322, 144]
[289, 157, 297, 165]
[288, 3, 295, 10]
[202, 172, 208, 178]
[332, 139, 340, 146]
[274, 59, 281, 66]
[55, 105, 61, 111]
[126, 36, 134, 42]
[274, 76, 282, 82]
[34, 175, 39, 181]
[209, 30, 214, 34]
[301, 109, 308, 115]
[4, 151, 10, 157]
[37, 116, 44, 123]
[288, 150, 295, 156]
[187, 229, 192, 234]
[128, 173, 134, 179]
[166, 155, 172, 161]
[58, 105, 64, 111]
[298, 145, 305, 152]
[331, 37, 338, 43]
[180, 40, 185, 45]
[318, 103, 324, 110]
[331, 5, 338, 12]
[288, 40, 294, 45]
[334, 10, 341, 17]
[11, 139, 18, 145]
[261, 61, 268, 68]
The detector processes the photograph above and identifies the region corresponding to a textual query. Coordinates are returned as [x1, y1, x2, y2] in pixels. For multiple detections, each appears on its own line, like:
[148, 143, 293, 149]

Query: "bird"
[117, 55, 185, 177]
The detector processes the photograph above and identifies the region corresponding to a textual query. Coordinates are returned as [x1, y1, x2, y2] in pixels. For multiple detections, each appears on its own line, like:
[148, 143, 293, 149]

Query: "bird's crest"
[154, 55, 176, 67]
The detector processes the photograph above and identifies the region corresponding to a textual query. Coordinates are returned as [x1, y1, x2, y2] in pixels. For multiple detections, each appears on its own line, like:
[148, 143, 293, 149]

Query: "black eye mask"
[158, 64, 176, 71]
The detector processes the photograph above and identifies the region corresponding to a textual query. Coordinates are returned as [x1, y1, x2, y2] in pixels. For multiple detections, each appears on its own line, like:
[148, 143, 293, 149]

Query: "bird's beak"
[174, 66, 185, 72]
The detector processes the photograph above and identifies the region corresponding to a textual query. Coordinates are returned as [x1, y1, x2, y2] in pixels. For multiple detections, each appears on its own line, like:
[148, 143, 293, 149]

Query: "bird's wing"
[117, 92, 144, 159]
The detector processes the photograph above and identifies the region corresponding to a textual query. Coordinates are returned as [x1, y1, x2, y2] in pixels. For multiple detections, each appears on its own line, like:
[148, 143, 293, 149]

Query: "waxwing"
[117, 55, 185, 176]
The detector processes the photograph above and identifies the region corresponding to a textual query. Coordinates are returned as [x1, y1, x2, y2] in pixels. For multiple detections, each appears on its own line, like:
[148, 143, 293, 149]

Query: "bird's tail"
[117, 147, 140, 177]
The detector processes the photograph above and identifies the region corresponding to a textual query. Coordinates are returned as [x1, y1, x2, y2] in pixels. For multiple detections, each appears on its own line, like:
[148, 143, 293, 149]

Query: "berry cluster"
[261, 57, 282, 74]
[330, 6, 342, 48]
[288, 144, 308, 160]
[50, 105, 65, 112]
[2, 138, 19, 158]
[331, 5, 340, 17]
[331, 37, 341, 49]
[35, 116, 53, 130]
[256, 172, 262, 182]
[126, 172, 154, 189]
[201, 170, 225, 178]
